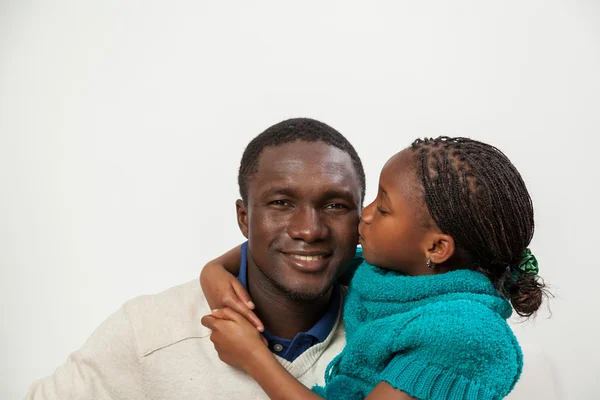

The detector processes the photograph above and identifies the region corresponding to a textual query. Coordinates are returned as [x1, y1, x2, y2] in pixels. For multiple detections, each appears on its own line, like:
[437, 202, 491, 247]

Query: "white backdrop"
[1, 1, 599, 399]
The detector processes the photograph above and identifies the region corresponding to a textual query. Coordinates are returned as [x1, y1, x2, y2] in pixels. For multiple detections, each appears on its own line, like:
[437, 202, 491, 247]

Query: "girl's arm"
[243, 346, 415, 400]
[247, 364, 416, 400]
[201, 308, 415, 400]
[246, 364, 415, 400]
[366, 383, 417, 400]
[245, 347, 323, 400]
[201, 307, 323, 400]
[200, 244, 264, 331]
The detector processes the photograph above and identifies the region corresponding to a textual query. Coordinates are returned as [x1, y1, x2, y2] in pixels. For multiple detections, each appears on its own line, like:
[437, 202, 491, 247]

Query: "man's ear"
[426, 233, 455, 265]
[236, 199, 249, 238]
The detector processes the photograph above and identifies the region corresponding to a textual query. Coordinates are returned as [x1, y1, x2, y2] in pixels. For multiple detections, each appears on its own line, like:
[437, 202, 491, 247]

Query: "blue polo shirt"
[238, 241, 341, 362]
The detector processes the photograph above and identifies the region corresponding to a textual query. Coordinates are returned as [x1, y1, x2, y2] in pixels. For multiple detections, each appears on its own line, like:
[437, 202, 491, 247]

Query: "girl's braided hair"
[411, 136, 546, 317]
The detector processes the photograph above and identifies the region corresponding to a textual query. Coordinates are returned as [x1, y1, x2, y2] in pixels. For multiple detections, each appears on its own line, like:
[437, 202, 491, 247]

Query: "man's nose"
[287, 207, 328, 243]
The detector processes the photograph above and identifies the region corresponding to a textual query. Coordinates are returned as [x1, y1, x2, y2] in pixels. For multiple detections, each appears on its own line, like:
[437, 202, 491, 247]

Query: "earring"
[426, 258, 435, 268]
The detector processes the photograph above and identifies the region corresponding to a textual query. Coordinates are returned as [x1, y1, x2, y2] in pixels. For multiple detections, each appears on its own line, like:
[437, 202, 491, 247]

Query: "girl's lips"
[358, 220, 367, 239]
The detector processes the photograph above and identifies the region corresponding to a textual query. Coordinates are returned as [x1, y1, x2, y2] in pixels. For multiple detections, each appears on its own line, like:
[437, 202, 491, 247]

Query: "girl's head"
[359, 136, 544, 317]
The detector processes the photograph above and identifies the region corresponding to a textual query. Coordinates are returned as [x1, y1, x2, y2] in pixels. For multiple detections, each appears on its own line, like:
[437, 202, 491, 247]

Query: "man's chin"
[258, 264, 336, 302]
[278, 283, 333, 302]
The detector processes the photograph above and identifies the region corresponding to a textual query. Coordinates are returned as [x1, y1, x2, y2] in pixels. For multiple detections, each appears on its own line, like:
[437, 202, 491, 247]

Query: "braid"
[411, 137, 544, 317]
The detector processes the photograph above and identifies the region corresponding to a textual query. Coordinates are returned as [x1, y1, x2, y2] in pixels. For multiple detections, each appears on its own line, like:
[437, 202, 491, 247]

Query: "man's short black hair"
[238, 118, 366, 204]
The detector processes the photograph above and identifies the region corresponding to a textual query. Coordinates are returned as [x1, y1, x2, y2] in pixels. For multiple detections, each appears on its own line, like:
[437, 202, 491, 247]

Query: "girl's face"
[358, 149, 437, 275]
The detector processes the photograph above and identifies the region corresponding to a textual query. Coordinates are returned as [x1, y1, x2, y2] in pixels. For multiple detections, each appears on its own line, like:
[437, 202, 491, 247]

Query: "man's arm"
[25, 305, 144, 400]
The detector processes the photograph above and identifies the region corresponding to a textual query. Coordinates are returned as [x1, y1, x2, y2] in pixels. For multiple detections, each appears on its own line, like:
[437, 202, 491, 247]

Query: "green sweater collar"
[350, 263, 513, 320]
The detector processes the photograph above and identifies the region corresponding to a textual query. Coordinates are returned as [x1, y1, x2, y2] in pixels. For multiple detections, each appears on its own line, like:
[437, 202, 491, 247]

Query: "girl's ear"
[426, 233, 455, 265]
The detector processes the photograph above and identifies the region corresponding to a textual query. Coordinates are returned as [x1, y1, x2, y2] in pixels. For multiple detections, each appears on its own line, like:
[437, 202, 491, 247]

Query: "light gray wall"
[1, 1, 598, 398]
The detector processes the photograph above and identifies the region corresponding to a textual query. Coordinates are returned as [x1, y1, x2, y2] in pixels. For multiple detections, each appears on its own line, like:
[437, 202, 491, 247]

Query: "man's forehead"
[252, 161, 355, 189]
[250, 141, 360, 196]
[257, 143, 354, 178]
[259, 157, 352, 176]
[258, 141, 350, 167]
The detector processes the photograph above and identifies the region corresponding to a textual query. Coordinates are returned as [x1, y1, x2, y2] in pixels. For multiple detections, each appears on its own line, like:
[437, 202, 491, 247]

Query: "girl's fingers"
[211, 307, 243, 322]
[201, 314, 217, 329]
[210, 308, 230, 320]
[231, 280, 255, 309]
[213, 307, 249, 325]
[222, 289, 264, 332]
[236, 308, 264, 332]
[219, 307, 241, 321]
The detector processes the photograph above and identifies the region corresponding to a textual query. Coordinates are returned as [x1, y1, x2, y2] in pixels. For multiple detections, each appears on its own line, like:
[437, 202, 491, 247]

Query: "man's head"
[238, 118, 366, 203]
[236, 118, 365, 301]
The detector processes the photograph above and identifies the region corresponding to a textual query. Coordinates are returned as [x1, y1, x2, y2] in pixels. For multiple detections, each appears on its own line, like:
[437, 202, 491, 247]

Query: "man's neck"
[247, 262, 332, 340]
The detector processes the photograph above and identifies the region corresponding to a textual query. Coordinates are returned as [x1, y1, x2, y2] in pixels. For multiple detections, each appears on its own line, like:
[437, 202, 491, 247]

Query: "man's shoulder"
[123, 279, 212, 357]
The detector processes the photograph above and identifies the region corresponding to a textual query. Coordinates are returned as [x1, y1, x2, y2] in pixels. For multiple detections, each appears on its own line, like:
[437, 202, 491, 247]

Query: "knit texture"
[26, 280, 348, 400]
[313, 262, 523, 400]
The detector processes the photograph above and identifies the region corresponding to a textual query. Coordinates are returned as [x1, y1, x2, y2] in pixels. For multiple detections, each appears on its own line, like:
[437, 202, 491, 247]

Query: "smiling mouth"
[289, 254, 326, 262]
[282, 251, 331, 272]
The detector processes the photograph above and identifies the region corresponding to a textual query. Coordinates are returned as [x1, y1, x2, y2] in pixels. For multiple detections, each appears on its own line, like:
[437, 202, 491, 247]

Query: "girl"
[200, 137, 545, 399]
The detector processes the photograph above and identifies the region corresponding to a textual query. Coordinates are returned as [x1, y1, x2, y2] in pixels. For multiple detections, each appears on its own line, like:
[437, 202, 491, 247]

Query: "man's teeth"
[290, 254, 325, 261]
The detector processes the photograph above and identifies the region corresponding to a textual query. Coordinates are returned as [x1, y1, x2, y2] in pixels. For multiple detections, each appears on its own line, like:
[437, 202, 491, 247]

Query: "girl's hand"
[201, 307, 271, 371]
[204, 309, 325, 400]
[200, 262, 264, 332]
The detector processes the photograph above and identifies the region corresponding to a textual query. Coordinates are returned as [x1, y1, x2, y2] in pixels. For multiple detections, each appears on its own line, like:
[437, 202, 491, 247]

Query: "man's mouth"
[281, 251, 331, 272]
[289, 254, 326, 262]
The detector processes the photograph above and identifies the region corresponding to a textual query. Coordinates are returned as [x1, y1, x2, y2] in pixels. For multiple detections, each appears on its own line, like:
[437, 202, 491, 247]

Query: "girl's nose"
[361, 201, 375, 224]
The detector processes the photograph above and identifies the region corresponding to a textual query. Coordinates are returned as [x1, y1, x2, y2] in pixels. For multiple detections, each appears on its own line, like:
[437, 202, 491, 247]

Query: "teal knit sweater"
[313, 260, 522, 400]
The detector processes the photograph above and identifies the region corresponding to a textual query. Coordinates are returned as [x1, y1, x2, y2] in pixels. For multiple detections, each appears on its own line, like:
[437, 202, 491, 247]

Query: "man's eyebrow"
[263, 187, 357, 202]
[264, 187, 298, 197]
[320, 189, 357, 201]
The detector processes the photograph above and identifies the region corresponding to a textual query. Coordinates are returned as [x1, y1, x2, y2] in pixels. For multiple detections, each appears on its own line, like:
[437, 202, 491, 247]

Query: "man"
[26, 118, 365, 399]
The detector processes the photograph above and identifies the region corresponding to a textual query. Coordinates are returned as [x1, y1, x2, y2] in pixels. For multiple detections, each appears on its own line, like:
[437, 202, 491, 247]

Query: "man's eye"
[269, 200, 289, 207]
[325, 203, 349, 213]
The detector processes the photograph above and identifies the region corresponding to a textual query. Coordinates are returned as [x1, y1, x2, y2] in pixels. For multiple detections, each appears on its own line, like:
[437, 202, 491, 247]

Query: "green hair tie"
[517, 248, 539, 278]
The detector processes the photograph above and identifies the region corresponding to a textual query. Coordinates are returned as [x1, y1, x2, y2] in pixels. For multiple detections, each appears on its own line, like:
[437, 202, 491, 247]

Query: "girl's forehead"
[381, 149, 416, 180]
[380, 149, 423, 201]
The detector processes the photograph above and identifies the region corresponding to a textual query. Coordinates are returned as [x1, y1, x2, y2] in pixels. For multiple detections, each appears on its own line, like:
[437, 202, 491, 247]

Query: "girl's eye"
[376, 206, 388, 215]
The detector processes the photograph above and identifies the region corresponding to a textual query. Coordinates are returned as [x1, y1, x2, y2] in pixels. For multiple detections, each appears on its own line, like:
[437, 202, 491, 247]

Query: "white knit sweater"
[25, 280, 347, 400]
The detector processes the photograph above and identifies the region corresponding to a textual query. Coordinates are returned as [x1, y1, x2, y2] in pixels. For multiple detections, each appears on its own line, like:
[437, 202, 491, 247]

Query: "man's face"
[238, 140, 362, 301]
